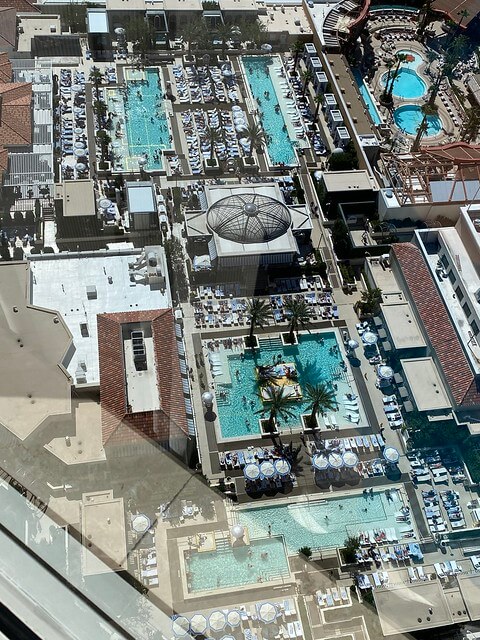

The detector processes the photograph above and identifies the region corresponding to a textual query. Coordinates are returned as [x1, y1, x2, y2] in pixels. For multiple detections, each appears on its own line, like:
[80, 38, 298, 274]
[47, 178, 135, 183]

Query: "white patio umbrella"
[98, 198, 112, 209]
[377, 365, 394, 380]
[209, 611, 226, 632]
[328, 452, 344, 469]
[383, 446, 400, 463]
[131, 513, 150, 533]
[274, 459, 291, 476]
[257, 602, 278, 623]
[226, 611, 241, 628]
[348, 339, 359, 350]
[342, 451, 359, 468]
[244, 463, 260, 480]
[73, 148, 87, 157]
[362, 331, 378, 345]
[221, 635, 235, 640]
[172, 616, 190, 637]
[261, 43, 273, 52]
[74, 141, 85, 149]
[75, 162, 87, 171]
[74, 127, 84, 134]
[312, 454, 329, 470]
[190, 614, 208, 635]
[260, 460, 275, 478]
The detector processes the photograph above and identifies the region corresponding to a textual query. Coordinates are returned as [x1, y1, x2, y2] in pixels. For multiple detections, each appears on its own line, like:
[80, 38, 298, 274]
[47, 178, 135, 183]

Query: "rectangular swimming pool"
[239, 489, 407, 554]
[185, 536, 290, 593]
[215, 332, 350, 439]
[352, 69, 382, 126]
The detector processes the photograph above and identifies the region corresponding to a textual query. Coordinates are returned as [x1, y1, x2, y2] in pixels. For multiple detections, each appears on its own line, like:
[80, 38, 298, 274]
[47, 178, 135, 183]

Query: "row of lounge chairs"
[316, 586, 349, 607]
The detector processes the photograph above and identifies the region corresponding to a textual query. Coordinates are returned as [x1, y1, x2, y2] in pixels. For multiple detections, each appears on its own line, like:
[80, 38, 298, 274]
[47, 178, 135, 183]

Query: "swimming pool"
[394, 104, 442, 136]
[353, 69, 382, 125]
[185, 536, 290, 592]
[124, 68, 171, 170]
[381, 51, 426, 99]
[215, 332, 351, 439]
[239, 490, 407, 554]
[242, 56, 297, 166]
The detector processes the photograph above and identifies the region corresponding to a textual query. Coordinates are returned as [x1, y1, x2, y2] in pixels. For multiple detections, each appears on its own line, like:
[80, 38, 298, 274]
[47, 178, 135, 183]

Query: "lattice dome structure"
[206, 193, 292, 244]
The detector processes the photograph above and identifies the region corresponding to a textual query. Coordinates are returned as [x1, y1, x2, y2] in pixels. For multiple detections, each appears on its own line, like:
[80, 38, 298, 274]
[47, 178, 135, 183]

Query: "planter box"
[204, 159, 221, 175]
[244, 335, 259, 350]
[260, 418, 278, 437]
[301, 413, 318, 432]
[240, 156, 259, 174]
[281, 332, 298, 346]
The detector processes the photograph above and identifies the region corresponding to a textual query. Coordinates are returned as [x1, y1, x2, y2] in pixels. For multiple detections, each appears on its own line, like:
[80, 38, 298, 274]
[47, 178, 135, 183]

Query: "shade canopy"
[377, 365, 394, 380]
[244, 463, 260, 480]
[257, 602, 278, 623]
[362, 331, 378, 345]
[209, 611, 227, 632]
[226, 611, 241, 627]
[172, 616, 190, 637]
[190, 614, 208, 635]
[260, 460, 275, 478]
[342, 451, 359, 468]
[383, 446, 400, 463]
[99, 198, 112, 209]
[348, 339, 359, 350]
[131, 513, 150, 533]
[261, 43, 273, 52]
[328, 453, 344, 469]
[312, 454, 329, 470]
[274, 459, 291, 476]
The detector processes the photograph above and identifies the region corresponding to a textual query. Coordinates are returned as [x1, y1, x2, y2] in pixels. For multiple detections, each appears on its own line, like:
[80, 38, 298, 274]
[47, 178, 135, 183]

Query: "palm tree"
[354, 287, 382, 316]
[301, 69, 313, 97]
[89, 66, 103, 98]
[383, 53, 407, 102]
[244, 122, 266, 157]
[96, 129, 111, 164]
[428, 35, 468, 107]
[457, 9, 469, 30]
[313, 93, 322, 121]
[284, 297, 312, 344]
[426, 49, 438, 74]
[305, 382, 337, 429]
[292, 40, 304, 72]
[256, 385, 295, 443]
[204, 125, 222, 164]
[412, 103, 438, 152]
[216, 22, 233, 59]
[417, 0, 434, 39]
[182, 19, 202, 55]
[246, 298, 271, 344]
[461, 106, 480, 143]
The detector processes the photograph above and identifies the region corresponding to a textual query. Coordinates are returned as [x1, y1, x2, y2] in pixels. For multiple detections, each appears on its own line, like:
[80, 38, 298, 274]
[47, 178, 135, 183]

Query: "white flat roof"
[87, 9, 109, 33]
[126, 181, 156, 214]
[381, 301, 426, 350]
[401, 357, 451, 412]
[29, 248, 170, 386]
[366, 257, 402, 294]
[63, 179, 96, 217]
[322, 170, 377, 192]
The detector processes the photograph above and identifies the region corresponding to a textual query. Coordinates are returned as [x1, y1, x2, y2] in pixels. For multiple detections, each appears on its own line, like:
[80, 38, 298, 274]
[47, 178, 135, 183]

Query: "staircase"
[258, 336, 284, 352]
[42, 206, 55, 222]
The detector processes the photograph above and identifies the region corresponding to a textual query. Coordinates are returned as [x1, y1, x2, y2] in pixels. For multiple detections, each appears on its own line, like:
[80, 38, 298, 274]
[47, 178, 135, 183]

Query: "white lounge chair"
[340, 586, 349, 601]
[330, 414, 338, 428]
[372, 572, 382, 588]
[417, 566, 427, 580]
[434, 562, 445, 578]
[408, 567, 418, 582]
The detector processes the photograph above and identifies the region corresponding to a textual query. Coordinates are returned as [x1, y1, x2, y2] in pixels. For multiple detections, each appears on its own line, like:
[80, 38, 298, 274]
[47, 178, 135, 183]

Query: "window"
[462, 301, 472, 318]
[472, 320, 479, 336]
[455, 286, 464, 302]
[447, 270, 455, 285]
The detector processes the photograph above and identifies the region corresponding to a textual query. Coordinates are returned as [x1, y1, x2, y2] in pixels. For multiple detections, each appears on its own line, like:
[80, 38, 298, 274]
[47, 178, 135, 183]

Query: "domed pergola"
[206, 193, 292, 244]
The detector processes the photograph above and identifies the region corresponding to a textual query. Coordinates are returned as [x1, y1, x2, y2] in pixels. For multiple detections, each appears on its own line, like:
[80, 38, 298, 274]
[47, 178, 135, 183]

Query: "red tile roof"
[0, 53, 12, 83]
[0, 82, 32, 147]
[0, 0, 40, 12]
[97, 309, 189, 447]
[392, 243, 480, 406]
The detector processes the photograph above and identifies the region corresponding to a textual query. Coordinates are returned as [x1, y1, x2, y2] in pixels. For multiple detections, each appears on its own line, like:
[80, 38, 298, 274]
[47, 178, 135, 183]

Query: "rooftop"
[0, 262, 72, 441]
[29, 247, 171, 386]
[125, 181, 157, 214]
[62, 179, 96, 217]
[322, 170, 377, 192]
[162, 0, 202, 11]
[366, 256, 402, 294]
[86, 8, 109, 34]
[392, 243, 480, 406]
[260, 6, 312, 35]
[381, 300, 426, 350]
[401, 357, 451, 412]
[81, 490, 127, 576]
[433, 0, 479, 26]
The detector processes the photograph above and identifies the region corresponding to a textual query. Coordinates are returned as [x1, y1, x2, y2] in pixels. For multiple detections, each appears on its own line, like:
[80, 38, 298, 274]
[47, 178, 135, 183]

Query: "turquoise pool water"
[243, 56, 297, 166]
[216, 333, 348, 439]
[186, 536, 289, 592]
[394, 104, 442, 136]
[353, 69, 382, 125]
[381, 51, 426, 99]
[125, 68, 170, 170]
[239, 491, 404, 553]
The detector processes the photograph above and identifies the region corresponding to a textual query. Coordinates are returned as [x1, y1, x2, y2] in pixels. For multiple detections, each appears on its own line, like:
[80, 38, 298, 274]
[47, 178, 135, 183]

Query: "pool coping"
[178, 533, 294, 600]
[210, 327, 366, 444]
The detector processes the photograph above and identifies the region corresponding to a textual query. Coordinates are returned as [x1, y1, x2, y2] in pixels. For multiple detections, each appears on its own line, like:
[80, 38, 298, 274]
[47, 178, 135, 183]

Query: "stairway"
[258, 336, 284, 352]
[42, 206, 55, 222]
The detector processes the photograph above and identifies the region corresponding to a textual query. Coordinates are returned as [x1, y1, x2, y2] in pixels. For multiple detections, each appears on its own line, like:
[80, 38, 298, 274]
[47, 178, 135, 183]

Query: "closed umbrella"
[342, 451, 359, 468]
[73, 148, 87, 157]
[274, 459, 291, 476]
[172, 616, 190, 637]
[209, 611, 226, 632]
[257, 602, 277, 624]
[226, 611, 241, 628]
[131, 513, 150, 533]
[383, 446, 399, 463]
[348, 339, 359, 350]
[362, 331, 378, 345]
[260, 460, 275, 478]
[377, 365, 394, 380]
[244, 463, 260, 480]
[312, 454, 329, 470]
[190, 614, 208, 635]
[328, 453, 344, 469]
[74, 141, 85, 149]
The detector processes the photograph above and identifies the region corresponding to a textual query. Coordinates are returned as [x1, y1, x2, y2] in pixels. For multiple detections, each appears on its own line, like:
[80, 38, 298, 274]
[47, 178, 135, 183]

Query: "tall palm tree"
[216, 22, 233, 58]
[384, 53, 407, 102]
[256, 385, 295, 444]
[313, 93, 322, 121]
[96, 129, 111, 163]
[89, 66, 103, 98]
[416, 0, 434, 39]
[292, 40, 304, 72]
[428, 34, 468, 107]
[354, 287, 382, 316]
[284, 297, 312, 344]
[244, 122, 266, 157]
[305, 382, 337, 429]
[461, 106, 480, 143]
[412, 103, 438, 152]
[457, 9, 469, 30]
[204, 125, 222, 164]
[246, 298, 271, 344]
[301, 69, 313, 97]
[182, 19, 202, 55]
